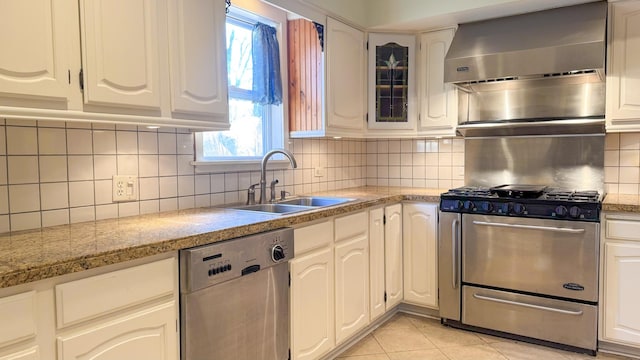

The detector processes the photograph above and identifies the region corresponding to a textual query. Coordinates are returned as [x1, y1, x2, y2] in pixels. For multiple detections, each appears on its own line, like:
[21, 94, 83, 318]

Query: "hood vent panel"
[446, 2, 607, 137]
[445, 2, 607, 84]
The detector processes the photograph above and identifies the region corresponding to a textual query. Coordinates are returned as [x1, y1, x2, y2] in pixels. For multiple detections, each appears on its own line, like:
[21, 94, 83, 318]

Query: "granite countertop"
[0, 186, 444, 289]
[602, 193, 640, 213]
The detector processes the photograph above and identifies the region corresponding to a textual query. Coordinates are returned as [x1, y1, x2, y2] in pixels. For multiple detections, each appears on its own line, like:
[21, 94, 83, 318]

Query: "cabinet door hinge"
[68, 70, 71, 84]
[288, 271, 291, 287]
[384, 291, 387, 303]
[383, 215, 386, 225]
[366, 113, 368, 123]
[366, 41, 368, 50]
[79, 69, 84, 90]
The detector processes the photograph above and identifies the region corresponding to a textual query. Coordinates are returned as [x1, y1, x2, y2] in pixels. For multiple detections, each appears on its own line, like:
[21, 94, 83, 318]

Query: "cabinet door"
[57, 301, 177, 360]
[403, 203, 438, 308]
[326, 18, 365, 132]
[369, 208, 385, 321]
[368, 33, 416, 130]
[335, 235, 369, 344]
[0, 0, 79, 105]
[607, 1, 640, 129]
[290, 247, 335, 360]
[602, 242, 640, 345]
[0, 347, 39, 360]
[385, 204, 403, 309]
[80, 0, 162, 109]
[419, 29, 457, 136]
[167, 0, 228, 120]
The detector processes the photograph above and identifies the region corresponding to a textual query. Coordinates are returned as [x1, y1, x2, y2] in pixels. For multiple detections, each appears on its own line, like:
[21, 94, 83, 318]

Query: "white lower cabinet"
[403, 203, 438, 308]
[334, 211, 370, 344]
[0, 256, 178, 360]
[0, 291, 47, 360]
[57, 302, 177, 360]
[0, 347, 39, 360]
[369, 204, 403, 322]
[290, 221, 335, 360]
[601, 213, 640, 347]
[291, 209, 374, 359]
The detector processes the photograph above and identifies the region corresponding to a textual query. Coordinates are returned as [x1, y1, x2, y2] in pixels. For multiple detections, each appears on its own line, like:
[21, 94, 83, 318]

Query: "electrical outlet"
[314, 167, 326, 177]
[113, 175, 138, 202]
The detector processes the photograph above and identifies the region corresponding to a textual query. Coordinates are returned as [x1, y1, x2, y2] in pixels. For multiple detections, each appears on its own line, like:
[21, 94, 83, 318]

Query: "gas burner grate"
[544, 189, 600, 202]
[444, 186, 493, 197]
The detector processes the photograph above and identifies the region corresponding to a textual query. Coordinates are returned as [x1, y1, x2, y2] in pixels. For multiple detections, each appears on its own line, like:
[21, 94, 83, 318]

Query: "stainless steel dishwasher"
[179, 228, 294, 360]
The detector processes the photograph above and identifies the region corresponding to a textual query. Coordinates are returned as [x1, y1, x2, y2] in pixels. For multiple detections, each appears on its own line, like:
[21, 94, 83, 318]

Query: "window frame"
[193, 3, 290, 173]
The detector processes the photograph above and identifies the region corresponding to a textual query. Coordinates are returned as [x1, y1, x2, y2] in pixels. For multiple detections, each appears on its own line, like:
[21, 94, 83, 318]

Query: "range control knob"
[555, 205, 568, 217]
[463, 201, 476, 211]
[569, 206, 581, 219]
[271, 245, 286, 262]
[498, 202, 511, 214]
[455, 200, 464, 210]
[479, 202, 493, 213]
[512, 203, 526, 215]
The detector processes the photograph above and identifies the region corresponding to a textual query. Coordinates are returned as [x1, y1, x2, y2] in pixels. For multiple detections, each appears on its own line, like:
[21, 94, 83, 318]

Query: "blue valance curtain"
[252, 22, 282, 105]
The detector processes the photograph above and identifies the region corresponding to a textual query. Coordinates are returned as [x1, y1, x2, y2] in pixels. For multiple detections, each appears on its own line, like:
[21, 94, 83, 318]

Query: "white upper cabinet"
[0, 0, 229, 129]
[418, 28, 457, 136]
[326, 17, 365, 134]
[607, 1, 640, 131]
[80, 0, 162, 110]
[367, 33, 417, 132]
[167, 0, 228, 120]
[0, 0, 80, 107]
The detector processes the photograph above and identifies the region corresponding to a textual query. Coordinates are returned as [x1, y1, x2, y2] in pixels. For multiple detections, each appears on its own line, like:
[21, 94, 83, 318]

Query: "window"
[195, 8, 286, 170]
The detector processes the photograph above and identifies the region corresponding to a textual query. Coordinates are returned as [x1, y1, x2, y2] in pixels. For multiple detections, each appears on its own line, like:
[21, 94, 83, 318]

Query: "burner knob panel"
[513, 203, 526, 215]
[555, 205, 568, 217]
[463, 201, 476, 211]
[569, 206, 581, 219]
[271, 245, 286, 262]
[479, 202, 493, 213]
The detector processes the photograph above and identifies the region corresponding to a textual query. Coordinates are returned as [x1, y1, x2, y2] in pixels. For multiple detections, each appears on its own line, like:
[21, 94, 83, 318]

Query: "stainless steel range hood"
[445, 1, 607, 137]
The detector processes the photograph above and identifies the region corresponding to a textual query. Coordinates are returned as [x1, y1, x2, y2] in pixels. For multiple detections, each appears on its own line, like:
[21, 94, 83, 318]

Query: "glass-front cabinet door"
[368, 33, 416, 130]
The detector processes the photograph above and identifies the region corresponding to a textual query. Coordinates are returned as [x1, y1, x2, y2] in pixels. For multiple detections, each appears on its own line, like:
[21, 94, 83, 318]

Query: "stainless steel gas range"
[438, 184, 602, 355]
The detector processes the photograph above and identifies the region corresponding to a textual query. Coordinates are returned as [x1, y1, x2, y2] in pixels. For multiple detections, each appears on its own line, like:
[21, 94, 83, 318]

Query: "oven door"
[462, 214, 599, 302]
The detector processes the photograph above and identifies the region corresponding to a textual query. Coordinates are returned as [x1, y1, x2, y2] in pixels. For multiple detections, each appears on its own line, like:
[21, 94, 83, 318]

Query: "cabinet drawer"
[55, 258, 175, 328]
[606, 216, 640, 241]
[335, 211, 368, 243]
[0, 291, 36, 347]
[294, 221, 333, 256]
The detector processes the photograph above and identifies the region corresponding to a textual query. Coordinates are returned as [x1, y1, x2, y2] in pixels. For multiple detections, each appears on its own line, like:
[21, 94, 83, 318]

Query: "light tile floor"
[337, 313, 635, 360]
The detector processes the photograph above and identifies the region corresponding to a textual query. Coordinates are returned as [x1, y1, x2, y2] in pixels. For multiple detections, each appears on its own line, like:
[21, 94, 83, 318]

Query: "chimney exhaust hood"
[444, 1, 607, 137]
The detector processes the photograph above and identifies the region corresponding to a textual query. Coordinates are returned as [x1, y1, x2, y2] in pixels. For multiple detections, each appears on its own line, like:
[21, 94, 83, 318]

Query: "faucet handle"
[269, 179, 279, 203]
[280, 190, 291, 201]
[246, 183, 260, 205]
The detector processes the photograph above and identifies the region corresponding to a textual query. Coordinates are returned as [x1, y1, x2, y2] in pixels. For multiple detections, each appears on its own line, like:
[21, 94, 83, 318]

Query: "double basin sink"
[228, 197, 355, 215]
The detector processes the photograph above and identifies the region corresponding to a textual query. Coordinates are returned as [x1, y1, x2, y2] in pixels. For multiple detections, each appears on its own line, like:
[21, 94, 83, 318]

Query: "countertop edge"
[1, 192, 440, 288]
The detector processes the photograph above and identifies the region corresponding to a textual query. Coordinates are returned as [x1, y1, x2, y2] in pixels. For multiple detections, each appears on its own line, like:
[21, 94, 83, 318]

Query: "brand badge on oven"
[563, 283, 585, 291]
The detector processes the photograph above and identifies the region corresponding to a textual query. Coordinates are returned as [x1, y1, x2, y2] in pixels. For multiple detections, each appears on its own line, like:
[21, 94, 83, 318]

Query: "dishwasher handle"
[242, 265, 261, 276]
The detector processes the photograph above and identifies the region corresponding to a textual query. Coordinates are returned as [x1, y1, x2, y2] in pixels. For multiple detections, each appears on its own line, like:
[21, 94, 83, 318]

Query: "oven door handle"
[472, 221, 586, 234]
[452, 218, 460, 289]
[472, 293, 584, 316]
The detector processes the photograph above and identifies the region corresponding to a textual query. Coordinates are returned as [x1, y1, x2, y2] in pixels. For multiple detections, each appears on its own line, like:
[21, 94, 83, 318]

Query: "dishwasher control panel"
[179, 228, 294, 292]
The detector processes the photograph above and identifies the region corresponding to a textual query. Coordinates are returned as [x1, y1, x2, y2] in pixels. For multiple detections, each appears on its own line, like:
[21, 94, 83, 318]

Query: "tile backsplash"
[604, 133, 640, 195]
[7, 120, 634, 233]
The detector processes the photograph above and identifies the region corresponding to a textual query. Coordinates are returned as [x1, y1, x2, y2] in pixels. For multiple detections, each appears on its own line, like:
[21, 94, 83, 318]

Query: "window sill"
[192, 159, 294, 173]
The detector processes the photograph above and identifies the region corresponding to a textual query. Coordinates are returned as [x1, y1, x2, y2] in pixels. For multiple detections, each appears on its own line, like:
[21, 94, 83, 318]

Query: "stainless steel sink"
[229, 203, 315, 215]
[227, 197, 355, 215]
[277, 196, 354, 207]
